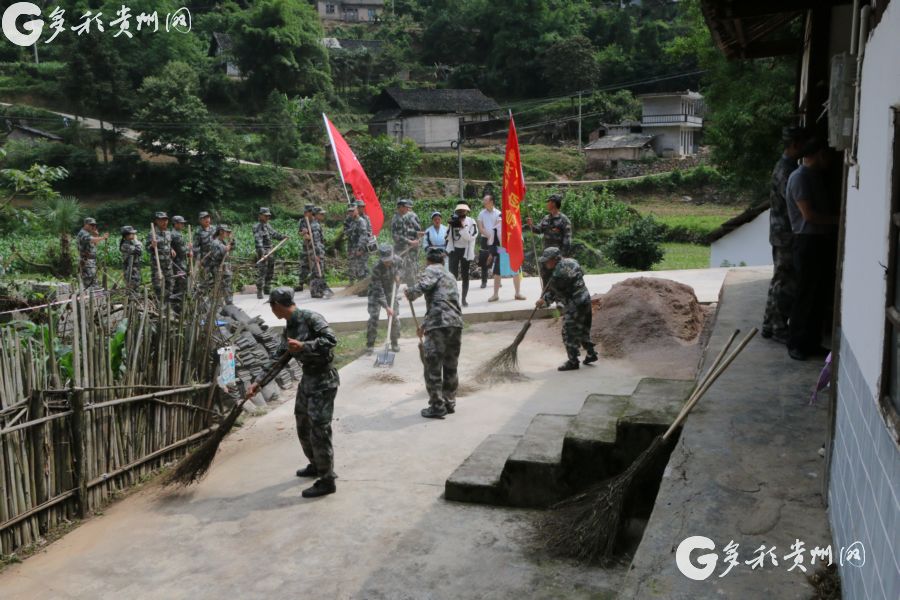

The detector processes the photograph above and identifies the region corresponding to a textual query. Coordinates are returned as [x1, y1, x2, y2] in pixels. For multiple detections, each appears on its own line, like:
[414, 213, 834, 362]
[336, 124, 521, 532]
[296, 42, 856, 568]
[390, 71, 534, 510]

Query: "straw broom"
[164, 352, 292, 486]
[538, 328, 755, 564]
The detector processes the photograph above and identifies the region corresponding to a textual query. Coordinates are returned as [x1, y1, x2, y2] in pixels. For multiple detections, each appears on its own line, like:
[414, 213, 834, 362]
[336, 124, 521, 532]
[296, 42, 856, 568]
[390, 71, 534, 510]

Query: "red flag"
[501, 115, 525, 271]
[323, 114, 384, 236]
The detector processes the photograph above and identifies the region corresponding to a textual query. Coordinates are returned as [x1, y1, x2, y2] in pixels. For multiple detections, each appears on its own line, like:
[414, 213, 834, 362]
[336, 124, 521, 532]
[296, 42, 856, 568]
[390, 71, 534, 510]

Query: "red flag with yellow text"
[323, 114, 384, 235]
[501, 115, 525, 271]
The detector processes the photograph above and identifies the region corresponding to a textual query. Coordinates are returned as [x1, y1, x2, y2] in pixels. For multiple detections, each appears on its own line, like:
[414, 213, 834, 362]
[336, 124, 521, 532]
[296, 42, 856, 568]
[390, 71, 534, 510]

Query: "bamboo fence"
[0, 283, 227, 556]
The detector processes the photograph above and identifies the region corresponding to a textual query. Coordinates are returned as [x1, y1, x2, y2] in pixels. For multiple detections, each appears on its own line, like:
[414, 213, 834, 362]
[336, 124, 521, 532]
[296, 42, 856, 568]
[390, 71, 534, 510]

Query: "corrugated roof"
[583, 133, 656, 150]
[374, 88, 500, 116]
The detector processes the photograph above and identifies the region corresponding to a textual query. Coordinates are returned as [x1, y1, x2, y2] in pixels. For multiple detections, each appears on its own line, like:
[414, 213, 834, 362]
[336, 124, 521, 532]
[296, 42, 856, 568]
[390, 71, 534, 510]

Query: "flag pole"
[323, 113, 355, 206]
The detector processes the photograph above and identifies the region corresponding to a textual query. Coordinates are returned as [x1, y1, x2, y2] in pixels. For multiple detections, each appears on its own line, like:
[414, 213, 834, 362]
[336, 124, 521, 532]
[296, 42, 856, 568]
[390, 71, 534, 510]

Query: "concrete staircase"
[445, 378, 694, 508]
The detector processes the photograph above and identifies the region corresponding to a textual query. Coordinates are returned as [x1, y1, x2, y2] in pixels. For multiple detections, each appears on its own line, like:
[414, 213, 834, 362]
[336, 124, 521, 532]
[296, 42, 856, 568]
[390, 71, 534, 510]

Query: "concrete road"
[0, 320, 689, 600]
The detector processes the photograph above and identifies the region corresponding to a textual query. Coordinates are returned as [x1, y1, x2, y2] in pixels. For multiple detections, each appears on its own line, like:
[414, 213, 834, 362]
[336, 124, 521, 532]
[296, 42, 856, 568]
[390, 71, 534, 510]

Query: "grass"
[656, 243, 710, 271]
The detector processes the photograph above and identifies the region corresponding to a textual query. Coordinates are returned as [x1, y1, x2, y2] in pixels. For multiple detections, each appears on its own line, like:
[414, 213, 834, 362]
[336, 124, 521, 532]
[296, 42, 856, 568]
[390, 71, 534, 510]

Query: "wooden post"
[69, 389, 88, 519]
[27, 393, 48, 533]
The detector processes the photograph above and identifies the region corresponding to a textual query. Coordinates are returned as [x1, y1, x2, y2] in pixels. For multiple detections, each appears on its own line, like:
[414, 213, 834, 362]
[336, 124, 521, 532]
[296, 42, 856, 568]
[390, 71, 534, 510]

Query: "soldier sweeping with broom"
[366, 244, 401, 356]
[535, 247, 598, 371]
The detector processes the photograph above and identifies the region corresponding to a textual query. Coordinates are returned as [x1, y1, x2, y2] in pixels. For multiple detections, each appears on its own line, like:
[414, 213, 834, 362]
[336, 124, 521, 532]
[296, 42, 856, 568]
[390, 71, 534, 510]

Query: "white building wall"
[651, 127, 682, 156]
[828, 4, 900, 600]
[398, 115, 459, 149]
[642, 97, 683, 117]
[709, 209, 773, 267]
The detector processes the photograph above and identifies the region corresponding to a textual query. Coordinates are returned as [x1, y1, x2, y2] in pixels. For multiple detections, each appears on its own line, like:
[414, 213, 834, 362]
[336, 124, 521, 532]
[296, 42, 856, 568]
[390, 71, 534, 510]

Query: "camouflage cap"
[346, 203, 357, 212]
[266, 286, 295, 306]
[83, 217, 97, 226]
[153, 211, 169, 220]
[426, 246, 447, 262]
[312, 206, 324, 215]
[539, 246, 562, 264]
[198, 211, 210, 219]
[548, 193, 563, 202]
[172, 215, 186, 224]
[304, 203, 315, 212]
[120, 225, 136, 235]
[378, 244, 394, 262]
[397, 198, 413, 207]
[258, 207, 272, 216]
[355, 199, 366, 207]
[215, 224, 232, 234]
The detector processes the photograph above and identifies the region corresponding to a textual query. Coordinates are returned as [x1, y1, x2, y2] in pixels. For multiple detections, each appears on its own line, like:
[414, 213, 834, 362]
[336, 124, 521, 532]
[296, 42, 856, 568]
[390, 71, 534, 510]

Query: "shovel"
[374, 279, 400, 367]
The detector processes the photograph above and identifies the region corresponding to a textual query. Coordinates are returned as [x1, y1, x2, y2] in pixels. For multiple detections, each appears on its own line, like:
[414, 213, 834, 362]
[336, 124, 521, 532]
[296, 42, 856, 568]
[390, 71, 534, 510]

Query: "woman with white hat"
[447, 202, 478, 306]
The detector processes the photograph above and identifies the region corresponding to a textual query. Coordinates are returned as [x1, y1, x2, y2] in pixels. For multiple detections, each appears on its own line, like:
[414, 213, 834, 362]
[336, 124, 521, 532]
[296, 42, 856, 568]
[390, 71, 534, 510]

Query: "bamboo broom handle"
[662, 328, 758, 441]
[256, 238, 289, 264]
[668, 329, 740, 429]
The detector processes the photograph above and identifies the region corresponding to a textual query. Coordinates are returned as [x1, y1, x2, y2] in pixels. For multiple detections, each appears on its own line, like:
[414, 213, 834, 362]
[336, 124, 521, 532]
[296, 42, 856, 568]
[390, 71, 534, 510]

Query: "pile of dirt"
[591, 277, 705, 358]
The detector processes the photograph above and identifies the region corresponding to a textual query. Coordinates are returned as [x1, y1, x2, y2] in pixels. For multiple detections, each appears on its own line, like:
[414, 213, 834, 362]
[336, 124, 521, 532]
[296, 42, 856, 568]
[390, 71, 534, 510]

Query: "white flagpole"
[323, 113, 355, 205]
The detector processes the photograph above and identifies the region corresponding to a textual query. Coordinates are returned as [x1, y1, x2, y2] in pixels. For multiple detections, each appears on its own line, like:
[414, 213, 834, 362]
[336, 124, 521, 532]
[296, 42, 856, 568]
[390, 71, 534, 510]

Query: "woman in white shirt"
[423, 211, 449, 268]
[448, 203, 478, 306]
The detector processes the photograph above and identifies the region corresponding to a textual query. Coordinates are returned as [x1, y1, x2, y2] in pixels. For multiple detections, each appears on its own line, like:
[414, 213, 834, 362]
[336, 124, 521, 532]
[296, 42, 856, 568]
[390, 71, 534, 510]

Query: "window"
[325, 3, 335, 14]
[343, 7, 358, 20]
[882, 108, 900, 441]
[368, 8, 377, 20]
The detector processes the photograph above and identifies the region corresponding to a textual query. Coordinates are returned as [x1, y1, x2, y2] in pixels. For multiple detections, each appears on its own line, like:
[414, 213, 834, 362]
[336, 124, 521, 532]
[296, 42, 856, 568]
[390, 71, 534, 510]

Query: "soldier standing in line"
[253, 207, 287, 300]
[762, 126, 808, 344]
[346, 203, 370, 283]
[246, 287, 339, 498]
[309, 207, 332, 298]
[206, 224, 235, 306]
[76, 217, 108, 289]
[170, 215, 190, 307]
[526, 193, 573, 256]
[145, 212, 175, 304]
[193, 211, 215, 264]
[392, 199, 421, 286]
[119, 226, 142, 295]
[297, 204, 316, 292]
[404, 247, 463, 419]
[366, 244, 401, 355]
[535, 247, 598, 371]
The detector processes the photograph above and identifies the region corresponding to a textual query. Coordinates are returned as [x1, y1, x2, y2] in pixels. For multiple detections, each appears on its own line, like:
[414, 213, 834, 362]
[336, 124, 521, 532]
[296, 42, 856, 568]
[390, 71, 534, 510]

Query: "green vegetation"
[602, 216, 665, 271]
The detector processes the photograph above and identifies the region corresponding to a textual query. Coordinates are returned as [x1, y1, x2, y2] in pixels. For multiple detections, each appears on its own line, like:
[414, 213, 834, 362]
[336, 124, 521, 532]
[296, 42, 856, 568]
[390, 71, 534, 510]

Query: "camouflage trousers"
[422, 326, 461, 411]
[123, 258, 141, 294]
[762, 245, 796, 339]
[256, 252, 276, 293]
[79, 259, 98, 289]
[366, 295, 400, 348]
[294, 371, 339, 480]
[401, 249, 419, 287]
[348, 252, 369, 282]
[204, 268, 233, 305]
[562, 300, 595, 363]
[171, 261, 188, 305]
[150, 260, 175, 304]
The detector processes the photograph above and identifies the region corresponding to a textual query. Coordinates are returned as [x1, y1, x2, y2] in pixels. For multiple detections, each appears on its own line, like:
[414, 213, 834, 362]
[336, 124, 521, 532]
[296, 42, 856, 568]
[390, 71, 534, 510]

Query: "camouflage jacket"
[530, 212, 573, 253]
[120, 239, 143, 266]
[542, 258, 590, 306]
[193, 225, 215, 260]
[298, 219, 325, 256]
[347, 216, 369, 254]
[145, 229, 173, 263]
[253, 221, 286, 253]
[171, 230, 189, 270]
[76, 228, 96, 261]
[206, 238, 231, 275]
[280, 308, 338, 384]
[391, 212, 419, 252]
[407, 264, 463, 331]
[770, 154, 798, 247]
[369, 260, 399, 309]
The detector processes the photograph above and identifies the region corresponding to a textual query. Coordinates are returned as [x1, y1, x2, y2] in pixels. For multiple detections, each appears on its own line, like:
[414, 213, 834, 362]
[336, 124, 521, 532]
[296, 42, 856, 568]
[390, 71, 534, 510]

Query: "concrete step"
[503, 414, 574, 508]
[444, 434, 520, 505]
[562, 394, 631, 483]
[623, 378, 695, 427]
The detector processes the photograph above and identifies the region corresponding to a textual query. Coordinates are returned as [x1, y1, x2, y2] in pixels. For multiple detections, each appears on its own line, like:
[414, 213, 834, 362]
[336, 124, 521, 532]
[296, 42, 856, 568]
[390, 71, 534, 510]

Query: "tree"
[134, 61, 210, 163]
[234, 0, 333, 104]
[541, 36, 599, 93]
[353, 135, 422, 200]
[179, 127, 234, 205]
[38, 195, 82, 277]
[261, 91, 303, 166]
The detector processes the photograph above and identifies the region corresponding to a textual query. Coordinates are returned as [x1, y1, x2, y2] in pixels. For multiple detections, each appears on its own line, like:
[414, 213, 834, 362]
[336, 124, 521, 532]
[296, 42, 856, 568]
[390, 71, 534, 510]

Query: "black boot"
[583, 351, 599, 365]
[302, 478, 336, 498]
[296, 464, 318, 478]
[421, 405, 447, 419]
[558, 360, 580, 371]
[295, 283, 304, 292]
[257, 290, 264, 300]
[445, 402, 456, 414]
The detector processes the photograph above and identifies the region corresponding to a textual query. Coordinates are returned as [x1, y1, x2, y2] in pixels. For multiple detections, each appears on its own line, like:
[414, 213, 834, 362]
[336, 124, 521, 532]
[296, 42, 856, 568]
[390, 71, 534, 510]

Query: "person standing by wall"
[447, 203, 478, 307]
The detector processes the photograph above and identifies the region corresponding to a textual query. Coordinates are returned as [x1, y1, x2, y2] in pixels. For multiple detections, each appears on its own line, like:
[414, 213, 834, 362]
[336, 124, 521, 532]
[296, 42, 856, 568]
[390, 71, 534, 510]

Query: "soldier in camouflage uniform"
[346, 204, 370, 283]
[193, 211, 215, 265]
[119, 226, 143, 295]
[366, 245, 401, 353]
[762, 127, 807, 343]
[309, 207, 332, 298]
[526, 193, 573, 256]
[392, 198, 422, 286]
[76, 217, 108, 289]
[253, 207, 287, 299]
[205, 224, 234, 305]
[170, 216, 190, 308]
[297, 204, 316, 292]
[536, 247, 598, 371]
[145, 212, 175, 304]
[405, 247, 463, 419]
[247, 287, 339, 498]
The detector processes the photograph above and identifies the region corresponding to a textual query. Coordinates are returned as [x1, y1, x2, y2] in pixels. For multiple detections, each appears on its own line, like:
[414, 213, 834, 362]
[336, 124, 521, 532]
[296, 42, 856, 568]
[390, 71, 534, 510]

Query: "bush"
[603, 216, 665, 271]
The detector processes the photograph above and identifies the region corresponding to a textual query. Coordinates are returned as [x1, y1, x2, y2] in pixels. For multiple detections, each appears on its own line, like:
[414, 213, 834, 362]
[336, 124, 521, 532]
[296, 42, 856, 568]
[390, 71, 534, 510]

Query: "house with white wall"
[317, 0, 384, 22]
[703, 1, 900, 598]
[637, 91, 704, 157]
[706, 204, 773, 268]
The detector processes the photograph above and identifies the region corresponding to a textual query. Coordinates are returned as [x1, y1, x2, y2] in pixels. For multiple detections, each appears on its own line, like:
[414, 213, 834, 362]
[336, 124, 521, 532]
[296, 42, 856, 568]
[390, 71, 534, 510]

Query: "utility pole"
[577, 91, 582, 149]
[33, 42, 39, 65]
[452, 124, 464, 202]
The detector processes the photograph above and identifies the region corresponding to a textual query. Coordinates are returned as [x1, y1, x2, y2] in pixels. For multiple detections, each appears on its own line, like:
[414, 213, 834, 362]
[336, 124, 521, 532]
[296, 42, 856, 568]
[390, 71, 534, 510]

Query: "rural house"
[582, 133, 657, 168]
[706, 204, 773, 268]
[637, 90, 704, 157]
[369, 88, 501, 149]
[316, 0, 384, 22]
[209, 32, 240, 78]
